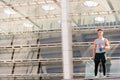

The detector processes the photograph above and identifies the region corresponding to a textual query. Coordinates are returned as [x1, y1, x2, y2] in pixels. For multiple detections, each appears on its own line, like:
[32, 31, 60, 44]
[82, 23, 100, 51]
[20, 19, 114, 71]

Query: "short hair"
[97, 28, 103, 31]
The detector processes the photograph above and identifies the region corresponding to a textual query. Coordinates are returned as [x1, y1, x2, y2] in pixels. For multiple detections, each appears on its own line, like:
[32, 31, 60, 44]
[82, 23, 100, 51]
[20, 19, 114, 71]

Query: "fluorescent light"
[42, 5, 55, 11]
[4, 8, 16, 14]
[0, 28, 5, 33]
[57, 20, 61, 23]
[23, 23, 33, 27]
[95, 17, 105, 22]
[84, 1, 98, 7]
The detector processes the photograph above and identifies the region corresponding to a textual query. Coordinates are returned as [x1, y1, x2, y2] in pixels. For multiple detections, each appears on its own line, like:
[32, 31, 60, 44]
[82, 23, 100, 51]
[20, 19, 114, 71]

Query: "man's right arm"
[92, 40, 96, 59]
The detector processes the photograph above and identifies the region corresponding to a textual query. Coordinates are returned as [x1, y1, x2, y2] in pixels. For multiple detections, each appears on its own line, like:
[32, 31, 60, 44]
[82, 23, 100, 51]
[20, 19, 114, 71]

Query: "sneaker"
[95, 76, 98, 78]
[103, 76, 106, 78]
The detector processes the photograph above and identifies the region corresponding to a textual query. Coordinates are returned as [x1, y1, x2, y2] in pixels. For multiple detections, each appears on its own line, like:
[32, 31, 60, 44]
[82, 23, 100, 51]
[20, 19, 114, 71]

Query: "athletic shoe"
[103, 76, 106, 78]
[95, 76, 98, 78]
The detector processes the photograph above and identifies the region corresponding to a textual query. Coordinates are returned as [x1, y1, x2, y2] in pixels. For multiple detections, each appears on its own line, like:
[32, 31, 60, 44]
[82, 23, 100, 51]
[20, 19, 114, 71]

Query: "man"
[92, 29, 110, 78]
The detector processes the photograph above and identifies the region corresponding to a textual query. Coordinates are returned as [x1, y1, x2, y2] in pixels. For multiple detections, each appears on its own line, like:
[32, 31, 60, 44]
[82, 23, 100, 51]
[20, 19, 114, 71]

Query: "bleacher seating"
[0, 29, 120, 80]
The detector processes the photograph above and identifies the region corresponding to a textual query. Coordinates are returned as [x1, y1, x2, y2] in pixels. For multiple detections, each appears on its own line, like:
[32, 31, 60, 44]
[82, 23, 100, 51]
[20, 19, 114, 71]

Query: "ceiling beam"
[72, 18, 79, 26]
[0, 0, 41, 29]
[0, 10, 120, 22]
[106, 0, 114, 10]
[0, 1, 56, 8]
[53, 0, 60, 8]
[106, 0, 119, 21]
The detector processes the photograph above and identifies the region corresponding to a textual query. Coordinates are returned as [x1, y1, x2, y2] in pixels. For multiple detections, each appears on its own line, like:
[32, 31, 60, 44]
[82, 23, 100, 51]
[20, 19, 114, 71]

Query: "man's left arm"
[105, 38, 110, 50]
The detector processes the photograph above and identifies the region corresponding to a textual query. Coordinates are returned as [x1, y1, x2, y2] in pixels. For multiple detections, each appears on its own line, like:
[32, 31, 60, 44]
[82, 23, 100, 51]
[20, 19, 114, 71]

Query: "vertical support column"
[11, 34, 14, 45]
[11, 49, 15, 60]
[37, 48, 42, 80]
[61, 0, 73, 79]
[12, 63, 15, 74]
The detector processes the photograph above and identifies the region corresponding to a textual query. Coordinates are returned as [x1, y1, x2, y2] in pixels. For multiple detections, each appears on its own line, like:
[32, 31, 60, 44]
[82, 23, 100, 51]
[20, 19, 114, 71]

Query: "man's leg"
[101, 61, 106, 76]
[94, 61, 100, 76]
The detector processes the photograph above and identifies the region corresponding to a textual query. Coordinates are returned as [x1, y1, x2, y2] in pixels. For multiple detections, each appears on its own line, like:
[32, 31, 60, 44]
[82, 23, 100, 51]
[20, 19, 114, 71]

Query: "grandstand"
[0, 0, 120, 80]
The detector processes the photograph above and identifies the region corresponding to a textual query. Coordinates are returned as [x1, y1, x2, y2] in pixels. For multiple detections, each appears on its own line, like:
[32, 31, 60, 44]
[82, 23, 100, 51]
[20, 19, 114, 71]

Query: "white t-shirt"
[95, 38, 106, 53]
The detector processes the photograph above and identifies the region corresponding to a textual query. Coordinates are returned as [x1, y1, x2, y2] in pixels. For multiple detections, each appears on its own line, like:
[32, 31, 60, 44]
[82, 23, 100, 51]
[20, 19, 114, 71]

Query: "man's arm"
[105, 38, 110, 50]
[92, 40, 96, 59]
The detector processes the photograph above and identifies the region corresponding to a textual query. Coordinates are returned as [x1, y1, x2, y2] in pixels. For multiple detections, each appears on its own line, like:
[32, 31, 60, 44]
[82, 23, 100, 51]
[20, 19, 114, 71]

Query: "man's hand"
[91, 55, 95, 60]
[99, 44, 105, 49]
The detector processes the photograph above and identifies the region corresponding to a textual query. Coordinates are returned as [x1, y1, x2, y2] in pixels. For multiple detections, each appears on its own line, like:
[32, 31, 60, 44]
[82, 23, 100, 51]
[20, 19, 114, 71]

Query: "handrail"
[0, 73, 120, 78]
[0, 57, 120, 63]
[0, 25, 120, 34]
[0, 41, 120, 48]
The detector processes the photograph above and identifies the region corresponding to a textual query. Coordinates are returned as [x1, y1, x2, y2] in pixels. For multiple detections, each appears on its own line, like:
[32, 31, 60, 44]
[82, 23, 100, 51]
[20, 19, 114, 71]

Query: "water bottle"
[99, 44, 102, 52]
[99, 47, 102, 51]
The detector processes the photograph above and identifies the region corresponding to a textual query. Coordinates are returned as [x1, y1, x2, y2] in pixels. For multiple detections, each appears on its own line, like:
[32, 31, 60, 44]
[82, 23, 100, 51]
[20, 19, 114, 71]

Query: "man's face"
[98, 31, 103, 37]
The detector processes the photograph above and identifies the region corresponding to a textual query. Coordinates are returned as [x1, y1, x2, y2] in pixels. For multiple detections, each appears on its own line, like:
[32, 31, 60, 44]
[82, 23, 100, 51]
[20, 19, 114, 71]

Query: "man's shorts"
[94, 52, 106, 62]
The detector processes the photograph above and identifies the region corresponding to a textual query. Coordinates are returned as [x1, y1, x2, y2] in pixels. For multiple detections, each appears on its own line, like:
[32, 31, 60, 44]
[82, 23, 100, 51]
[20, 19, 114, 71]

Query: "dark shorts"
[94, 52, 106, 62]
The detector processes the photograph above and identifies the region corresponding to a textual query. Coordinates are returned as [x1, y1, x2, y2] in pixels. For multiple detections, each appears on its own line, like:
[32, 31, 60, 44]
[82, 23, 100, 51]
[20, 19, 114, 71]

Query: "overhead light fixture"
[95, 17, 105, 22]
[0, 29, 5, 33]
[42, 5, 55, 11]
[57, 20, 61, 23]
[4, 8, 16, 14]
[23, 23, 33, 27]
[83, 1, 99, 7]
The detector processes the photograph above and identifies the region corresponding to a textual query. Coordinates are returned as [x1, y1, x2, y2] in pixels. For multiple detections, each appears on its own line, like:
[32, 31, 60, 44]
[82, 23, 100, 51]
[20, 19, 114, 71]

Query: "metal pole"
[61, 0, 73, 79]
